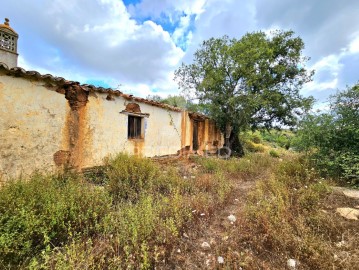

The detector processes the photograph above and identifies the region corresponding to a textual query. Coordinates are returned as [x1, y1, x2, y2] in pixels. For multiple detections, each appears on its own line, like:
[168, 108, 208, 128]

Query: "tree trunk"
[229, 131, 245, 157]
[224, 122, 232, 148]
[223, 123, 244, 157]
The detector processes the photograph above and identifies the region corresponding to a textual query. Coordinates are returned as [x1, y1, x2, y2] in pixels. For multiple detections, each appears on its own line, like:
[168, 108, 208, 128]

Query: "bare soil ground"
[153, 157, 266, 269]
[166, 179, 255, 269]
[154, 157, 359, 270]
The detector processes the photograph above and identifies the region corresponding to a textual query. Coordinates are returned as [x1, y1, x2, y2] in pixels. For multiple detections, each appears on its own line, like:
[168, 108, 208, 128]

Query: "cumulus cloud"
[2, 0, 184, 94]
[255, 0, 359, 60]
[127, 0, 206, 20]
[302, 31, 359, 101]
[1, 0, 358, 100]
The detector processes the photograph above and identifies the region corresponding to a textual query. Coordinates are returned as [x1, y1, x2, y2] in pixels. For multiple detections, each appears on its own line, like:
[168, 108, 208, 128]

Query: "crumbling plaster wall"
[0, 76, 67, 179]
[181, 111, 224, 153]
[0, 73, 222, 180]
[83, 93, 183, 167]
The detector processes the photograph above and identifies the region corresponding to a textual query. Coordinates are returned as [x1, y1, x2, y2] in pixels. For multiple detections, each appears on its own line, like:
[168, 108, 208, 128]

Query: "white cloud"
[128, 0, 206, 19]
[2, 0, 186, 96]
[348, 33, 359, 54]
[301, 32, 359, 100]
[2, 0, 358, 100]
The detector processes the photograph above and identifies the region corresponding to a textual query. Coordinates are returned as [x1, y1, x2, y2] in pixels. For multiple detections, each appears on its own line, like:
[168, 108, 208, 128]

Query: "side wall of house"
[206, 119, 224, 151]
[80, 93, 183, 168]
[195, 119, 224, 152]
[0, 75, 68, 179]
[0, 74, 222, 179]
[180, 111, 224, 154]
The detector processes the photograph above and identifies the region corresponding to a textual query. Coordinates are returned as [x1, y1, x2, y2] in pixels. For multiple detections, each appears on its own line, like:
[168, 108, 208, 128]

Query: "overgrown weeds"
[0, 153, 236, 269]
[192, 153, 273, 178]
[218, 155, 359, 269]
[0, 173, 111, 269]
[2, 152, 357, 269]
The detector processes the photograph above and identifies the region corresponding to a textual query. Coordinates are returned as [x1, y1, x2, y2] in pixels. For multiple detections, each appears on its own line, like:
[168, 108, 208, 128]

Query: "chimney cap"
[0, 18, 18, 36]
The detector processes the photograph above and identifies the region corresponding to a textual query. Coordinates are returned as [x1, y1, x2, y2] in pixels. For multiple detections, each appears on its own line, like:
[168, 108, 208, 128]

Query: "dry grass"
[212, 155, 359, 270]
[1, 152, 358, 269]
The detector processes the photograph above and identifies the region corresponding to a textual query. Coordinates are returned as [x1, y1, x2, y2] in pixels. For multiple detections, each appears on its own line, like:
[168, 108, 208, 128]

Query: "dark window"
[193, 121, 199, 151]
[128, 115, 142, 139]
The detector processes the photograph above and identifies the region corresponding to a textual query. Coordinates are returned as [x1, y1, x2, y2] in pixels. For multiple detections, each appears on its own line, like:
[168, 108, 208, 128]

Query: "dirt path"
[164, 175, 257, 269]
[159, 158, 359, 270]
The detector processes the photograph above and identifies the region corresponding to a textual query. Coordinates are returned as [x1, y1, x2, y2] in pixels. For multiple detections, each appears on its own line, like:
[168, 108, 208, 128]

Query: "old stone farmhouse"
[0, 19, 223, 179]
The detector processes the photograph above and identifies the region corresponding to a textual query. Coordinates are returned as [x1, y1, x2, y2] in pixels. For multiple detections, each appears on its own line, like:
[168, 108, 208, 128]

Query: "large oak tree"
[175, 30, 314, 155]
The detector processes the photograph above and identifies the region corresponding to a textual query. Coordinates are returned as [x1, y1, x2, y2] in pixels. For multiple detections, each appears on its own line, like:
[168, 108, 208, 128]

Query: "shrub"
[0, 174, 111, 268]
[260, 130, 293, 149]
[244, 141, 266, 153]
[269, 149, 280, 158]
[294, 83, 359, 186]
[104, 153, 160, 203]
[251, 134, 262, 144]
[196, 157, 222, 173]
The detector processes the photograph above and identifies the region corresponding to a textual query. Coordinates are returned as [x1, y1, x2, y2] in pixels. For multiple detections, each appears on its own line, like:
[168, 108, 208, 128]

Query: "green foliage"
[104, 153, 160, 203]
[260, 129, 293, 149]
[269, 149, 280, 158]
[108, 196, 159, 247]
[250, 133, 262, 144]
[194, 153, 273, 177]
[175, 31, 314, 151]
[146, 94, 208, 114]
[241, 131, 263, 144]
[0, 174, 111, 268]
[240, 131, 272, 153]
[196, 157, 222, 173]
[161, 95, 188, 108]
[25, 153, 237, 269]
[294, 83, 359, 185]
[5, 152, 332, 269]
[243, 140, 266, 153]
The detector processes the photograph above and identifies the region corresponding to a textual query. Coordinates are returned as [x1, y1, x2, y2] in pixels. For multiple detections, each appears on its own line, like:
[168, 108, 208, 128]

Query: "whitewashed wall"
[0, 76, 67, 179]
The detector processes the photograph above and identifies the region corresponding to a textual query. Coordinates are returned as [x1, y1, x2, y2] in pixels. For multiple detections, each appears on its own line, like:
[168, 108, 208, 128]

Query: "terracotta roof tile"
[0, 63, 183, 112]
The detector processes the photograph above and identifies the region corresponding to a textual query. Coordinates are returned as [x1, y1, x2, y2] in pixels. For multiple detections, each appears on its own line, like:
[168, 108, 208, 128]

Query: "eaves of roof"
[0, 63, 183, 112]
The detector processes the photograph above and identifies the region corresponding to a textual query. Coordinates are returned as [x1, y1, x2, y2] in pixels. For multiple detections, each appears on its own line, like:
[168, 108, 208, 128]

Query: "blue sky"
[2, 0, 359, 108]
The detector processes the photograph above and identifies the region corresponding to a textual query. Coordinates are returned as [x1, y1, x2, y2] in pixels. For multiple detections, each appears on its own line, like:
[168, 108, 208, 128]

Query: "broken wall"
[181, 111, 224, 154]
[0, 68, 223, 180]
[0, 73, 183, 179]
[0, 75, 67, 179]
[81, 92, 183, 168]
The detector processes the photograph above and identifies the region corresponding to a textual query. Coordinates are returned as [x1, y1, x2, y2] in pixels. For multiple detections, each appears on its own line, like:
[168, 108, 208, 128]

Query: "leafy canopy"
[175, 30, 314, 137]
[294, 83, 359, 183]
[146, 94, 207, 112]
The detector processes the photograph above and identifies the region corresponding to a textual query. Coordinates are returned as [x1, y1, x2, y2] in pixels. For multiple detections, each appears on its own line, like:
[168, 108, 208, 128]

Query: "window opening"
[128, 115, 142, 139]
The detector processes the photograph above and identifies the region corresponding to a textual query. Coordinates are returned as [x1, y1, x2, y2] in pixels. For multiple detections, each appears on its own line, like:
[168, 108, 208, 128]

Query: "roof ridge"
[0, 63, 183, 112]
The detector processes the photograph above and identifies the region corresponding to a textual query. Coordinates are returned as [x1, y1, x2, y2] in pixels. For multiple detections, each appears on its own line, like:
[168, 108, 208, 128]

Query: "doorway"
[192, 121, 199, 151]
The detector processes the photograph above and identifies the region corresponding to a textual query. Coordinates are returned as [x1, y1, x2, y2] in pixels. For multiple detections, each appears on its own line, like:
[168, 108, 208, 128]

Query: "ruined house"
[0, 19, 223, 179]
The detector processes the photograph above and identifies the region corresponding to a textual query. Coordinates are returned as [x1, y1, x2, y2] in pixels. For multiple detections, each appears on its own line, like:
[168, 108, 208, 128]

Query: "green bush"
[104, 153, 160, 203]
[1, 152, 250, 269]
[294, 83, 359, 186]
[196, 157, 222, 173]
[244, 141, 266, 153]
[194, 154, 273, 178]
[251, 134, 262, 144]
[269, 149, 280, 158]
[260, 130, 292, 149]
[0, 174, 111, 268]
